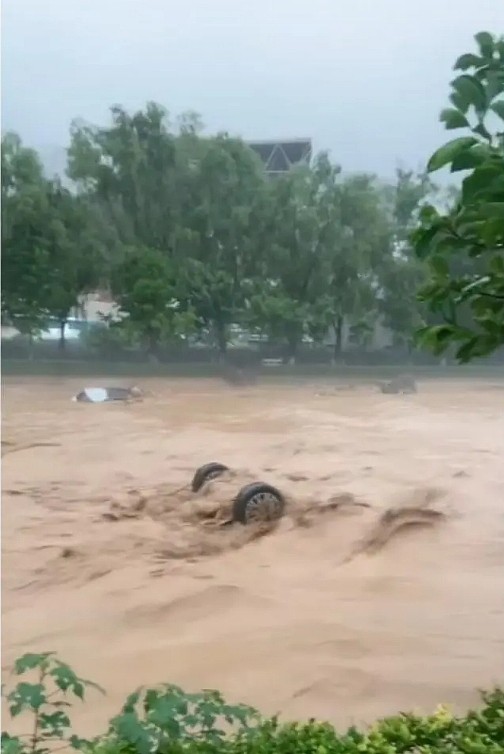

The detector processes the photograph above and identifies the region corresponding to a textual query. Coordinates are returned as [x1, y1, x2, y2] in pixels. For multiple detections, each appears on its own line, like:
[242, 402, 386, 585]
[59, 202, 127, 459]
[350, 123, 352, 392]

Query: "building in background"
[1, 291, 120, 341]
[247, 138, 312, 176]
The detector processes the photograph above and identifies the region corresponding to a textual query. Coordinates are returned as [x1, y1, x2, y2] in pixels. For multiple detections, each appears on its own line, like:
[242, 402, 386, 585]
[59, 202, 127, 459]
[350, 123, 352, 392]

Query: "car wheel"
[232, 482, 286, 524]
[191, 462, 230, 493]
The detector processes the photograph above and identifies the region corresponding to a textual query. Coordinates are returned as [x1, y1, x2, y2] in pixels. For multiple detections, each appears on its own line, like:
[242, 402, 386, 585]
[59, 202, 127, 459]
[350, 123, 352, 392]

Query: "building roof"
[247, 138, 312, 173]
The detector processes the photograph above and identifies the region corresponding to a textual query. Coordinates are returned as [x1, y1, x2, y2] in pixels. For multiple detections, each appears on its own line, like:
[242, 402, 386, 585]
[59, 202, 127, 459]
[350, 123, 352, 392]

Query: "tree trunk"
[146, 330, 160, 363]
[58, 320, 66, 352]
[332, 316, 344, 363]
[285, 333, 299, 365]
[406, 339, 414, 364]
[215, 322, 227, 360]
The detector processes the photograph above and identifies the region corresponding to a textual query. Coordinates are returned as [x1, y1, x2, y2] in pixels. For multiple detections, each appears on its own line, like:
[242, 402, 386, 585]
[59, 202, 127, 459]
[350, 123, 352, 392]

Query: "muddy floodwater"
[2, 376, 504, 734]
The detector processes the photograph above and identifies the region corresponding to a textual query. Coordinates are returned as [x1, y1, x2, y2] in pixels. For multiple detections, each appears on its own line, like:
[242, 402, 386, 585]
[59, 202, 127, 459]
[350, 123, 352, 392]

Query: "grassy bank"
[2, 653, 503, 754]
[3, 358, 504, 380]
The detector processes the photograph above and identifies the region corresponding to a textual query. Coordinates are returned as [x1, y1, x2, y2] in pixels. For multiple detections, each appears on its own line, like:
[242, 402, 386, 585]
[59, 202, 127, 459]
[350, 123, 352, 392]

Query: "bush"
[2, 653, 503, 754]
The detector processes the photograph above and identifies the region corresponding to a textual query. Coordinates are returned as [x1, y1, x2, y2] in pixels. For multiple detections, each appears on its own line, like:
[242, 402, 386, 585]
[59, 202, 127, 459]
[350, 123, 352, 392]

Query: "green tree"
[414, 31, 504, 362]
[245, 156, 338, 361]
[378, 169, 437, 352]
[247, 157, 391, 362]
[322, 171, 391, 360]
[1, 133, 52, 337]
[179, 134, 266, 356]
[2, 134, 103, 349]
[111, 246, 195, 358]
[43, 182, 104, 350]
[67, 102, 180, 253]
[68, 105, 266, 357]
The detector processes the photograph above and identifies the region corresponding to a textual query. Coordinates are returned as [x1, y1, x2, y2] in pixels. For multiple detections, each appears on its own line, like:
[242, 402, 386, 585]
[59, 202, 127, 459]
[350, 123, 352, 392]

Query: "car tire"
[191, 462, 230, 493]
[232, 482, 286, 524]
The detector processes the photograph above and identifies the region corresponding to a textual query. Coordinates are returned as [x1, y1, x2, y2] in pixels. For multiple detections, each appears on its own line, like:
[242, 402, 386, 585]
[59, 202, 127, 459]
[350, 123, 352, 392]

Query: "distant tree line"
[0, 120, 439, 362]
[2, 32, 502, 364]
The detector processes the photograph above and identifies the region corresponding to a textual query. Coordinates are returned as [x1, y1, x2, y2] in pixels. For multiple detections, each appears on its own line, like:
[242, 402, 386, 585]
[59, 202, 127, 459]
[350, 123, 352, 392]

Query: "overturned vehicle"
[190, 462, 286, 525]
[72, 386, 144, 403]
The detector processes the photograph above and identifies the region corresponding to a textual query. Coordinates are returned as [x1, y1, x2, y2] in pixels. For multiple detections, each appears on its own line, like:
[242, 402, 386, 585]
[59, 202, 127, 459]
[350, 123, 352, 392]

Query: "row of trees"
[1, 119, 437, 361]
[2, 32, 502, 363]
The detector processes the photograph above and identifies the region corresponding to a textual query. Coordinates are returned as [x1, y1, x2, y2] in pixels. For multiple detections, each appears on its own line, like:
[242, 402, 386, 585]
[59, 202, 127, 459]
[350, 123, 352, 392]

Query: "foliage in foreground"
[2, 653, 503, 754]
[414, 30, 504, 362]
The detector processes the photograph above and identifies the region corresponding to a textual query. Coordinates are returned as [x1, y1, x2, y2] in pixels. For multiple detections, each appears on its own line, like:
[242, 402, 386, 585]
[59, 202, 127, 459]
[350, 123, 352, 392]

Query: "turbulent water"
[2, 376, 504, 734]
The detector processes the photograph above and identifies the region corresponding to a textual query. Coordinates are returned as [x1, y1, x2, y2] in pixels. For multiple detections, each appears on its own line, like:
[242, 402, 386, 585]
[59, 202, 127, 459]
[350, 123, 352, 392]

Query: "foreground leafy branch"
[1, 652, 104, 754]
[414, 31, 504, 363]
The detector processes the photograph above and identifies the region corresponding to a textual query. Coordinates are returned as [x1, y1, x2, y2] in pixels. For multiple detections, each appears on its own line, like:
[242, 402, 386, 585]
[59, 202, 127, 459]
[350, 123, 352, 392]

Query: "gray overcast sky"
[2, 0, 503, 177]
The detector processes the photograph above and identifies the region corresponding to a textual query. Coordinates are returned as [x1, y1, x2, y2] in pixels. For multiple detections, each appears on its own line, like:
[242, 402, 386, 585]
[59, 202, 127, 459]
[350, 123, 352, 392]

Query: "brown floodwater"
[2, 375, 504, 735]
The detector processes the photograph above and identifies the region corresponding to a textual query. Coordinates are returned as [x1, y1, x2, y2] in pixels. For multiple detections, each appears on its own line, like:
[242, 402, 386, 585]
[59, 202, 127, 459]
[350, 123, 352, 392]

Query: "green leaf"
[149, 698, 184, 734]
[450, 144, 493, 171]
[39, 710, 71, 736]
[417, 204, 440, 224]
[483, 219, 504, 248]
[9, 682, 46, 713]
[416, 324, 457, 354]
[489, 254, 504, 277]
[456, 336, 484, 363]
[454, 53, 485, 71]
[122, 689, 141, 714]
[429, 255, 450, 276]
[112, 713, 154, 754]
[13, 653, 54, 675]
[478, 202, 504, 218]
[50, 662, 104, 699]
[0, 734, 24, 754]
[50, 664, 79, 693]
[450, 90, 470, 114]
[427, 137, 478, 172]
[411, 224, 440, 259]
[472, 122, 492, 140]
[462, 164, 503, 203]
[484, 72, 504, 102]
[451, 75, 487, 112]
[439, 108, 470, 130]
[490, 99, 504, 121]
[474, 31, 495, 59]
[68, 734, 92, 750]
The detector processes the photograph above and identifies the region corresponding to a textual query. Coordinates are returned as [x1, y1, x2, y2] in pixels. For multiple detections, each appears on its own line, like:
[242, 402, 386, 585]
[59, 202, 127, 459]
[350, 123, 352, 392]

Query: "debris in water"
[376, 374, 417, 394]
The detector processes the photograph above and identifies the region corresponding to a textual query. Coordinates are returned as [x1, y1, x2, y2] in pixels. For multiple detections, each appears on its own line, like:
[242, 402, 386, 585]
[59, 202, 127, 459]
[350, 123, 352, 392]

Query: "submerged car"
[72, 386, 143, 403]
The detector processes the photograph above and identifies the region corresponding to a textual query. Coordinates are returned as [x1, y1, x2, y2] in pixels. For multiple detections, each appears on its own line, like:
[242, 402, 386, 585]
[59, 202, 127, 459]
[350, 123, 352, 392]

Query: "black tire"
[74, 391, 91, 403]
[191, 462, 229, 493]
[232, 482, 286, 525]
